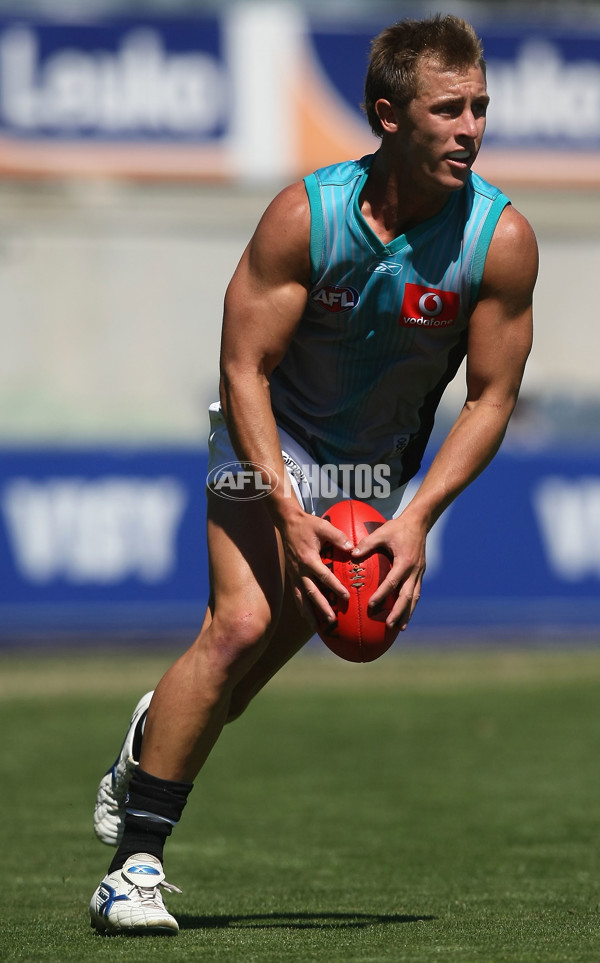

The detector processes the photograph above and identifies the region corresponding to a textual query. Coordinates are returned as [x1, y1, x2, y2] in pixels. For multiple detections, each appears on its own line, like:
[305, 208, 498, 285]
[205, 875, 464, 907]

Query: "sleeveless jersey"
[269, 153, 510, 488]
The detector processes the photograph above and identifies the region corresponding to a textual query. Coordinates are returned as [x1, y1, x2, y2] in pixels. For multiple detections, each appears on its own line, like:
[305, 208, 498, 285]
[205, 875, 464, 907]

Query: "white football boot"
[94, 691, 154, 846]
[90, 853, 181, 935]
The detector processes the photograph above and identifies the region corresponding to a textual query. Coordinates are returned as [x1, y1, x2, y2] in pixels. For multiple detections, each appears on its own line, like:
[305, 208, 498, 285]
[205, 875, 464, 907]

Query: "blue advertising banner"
[309, 22, 600, 151]
[0, 11, 598, 182]
[0, 16, 228, 142]
[0, 447, 209, 638]
[0, 13, 234, 178]
[0, 445, 599, 643]
[408, 448, 600, 634]
[483, 27, 600, 150]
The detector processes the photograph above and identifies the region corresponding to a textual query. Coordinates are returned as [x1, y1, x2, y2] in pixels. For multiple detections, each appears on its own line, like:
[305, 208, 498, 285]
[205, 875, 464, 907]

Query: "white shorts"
[206, 402, 407, 521]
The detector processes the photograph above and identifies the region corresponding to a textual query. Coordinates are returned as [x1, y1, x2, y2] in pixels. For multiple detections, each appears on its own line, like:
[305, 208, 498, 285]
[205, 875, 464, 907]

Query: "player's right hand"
[278, 511, 352, 627]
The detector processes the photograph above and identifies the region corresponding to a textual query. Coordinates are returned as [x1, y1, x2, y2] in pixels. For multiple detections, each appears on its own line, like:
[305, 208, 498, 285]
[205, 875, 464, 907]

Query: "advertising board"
[0, 9, 598, 184]
[1, 445, 599, 641]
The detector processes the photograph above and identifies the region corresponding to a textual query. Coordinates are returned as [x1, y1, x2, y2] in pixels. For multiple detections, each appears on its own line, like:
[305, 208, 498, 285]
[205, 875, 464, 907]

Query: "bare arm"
[355, 205, 538, 630]
[220, 182, 309, 507]
[219, 182, 352, 620]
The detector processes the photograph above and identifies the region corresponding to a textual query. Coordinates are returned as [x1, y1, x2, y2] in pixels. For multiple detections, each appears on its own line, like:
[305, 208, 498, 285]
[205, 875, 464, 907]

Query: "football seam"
[350, 501, 365, 657]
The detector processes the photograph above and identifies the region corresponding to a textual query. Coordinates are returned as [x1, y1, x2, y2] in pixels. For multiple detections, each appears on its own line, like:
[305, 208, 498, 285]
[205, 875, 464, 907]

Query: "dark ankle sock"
[108, 768, 193, 874]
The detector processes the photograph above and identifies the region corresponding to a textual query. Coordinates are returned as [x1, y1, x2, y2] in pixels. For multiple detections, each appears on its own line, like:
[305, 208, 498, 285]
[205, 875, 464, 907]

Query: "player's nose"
[458, 107, 478, 138]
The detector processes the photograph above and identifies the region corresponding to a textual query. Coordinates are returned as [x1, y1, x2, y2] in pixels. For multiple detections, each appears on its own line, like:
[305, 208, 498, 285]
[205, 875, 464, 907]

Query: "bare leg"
[139, 491, 309, 782]
[226, 580, 314, 721]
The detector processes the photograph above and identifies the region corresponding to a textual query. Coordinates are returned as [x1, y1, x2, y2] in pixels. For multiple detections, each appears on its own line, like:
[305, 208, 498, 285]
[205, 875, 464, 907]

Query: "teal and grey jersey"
[269, 153, 510, 489]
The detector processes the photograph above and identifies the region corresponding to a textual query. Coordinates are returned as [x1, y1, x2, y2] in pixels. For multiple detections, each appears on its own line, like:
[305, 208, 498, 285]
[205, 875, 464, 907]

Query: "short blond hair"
[363, 14, 486, 137]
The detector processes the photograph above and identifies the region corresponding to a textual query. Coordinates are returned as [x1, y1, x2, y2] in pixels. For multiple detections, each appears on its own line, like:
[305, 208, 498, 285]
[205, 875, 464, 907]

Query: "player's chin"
[439, 160, 472, 187]
[445, 169, 471, 190]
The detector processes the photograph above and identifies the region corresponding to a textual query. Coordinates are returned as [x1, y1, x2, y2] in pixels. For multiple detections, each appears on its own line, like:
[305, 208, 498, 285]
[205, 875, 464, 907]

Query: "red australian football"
[315, 499, 397, 663]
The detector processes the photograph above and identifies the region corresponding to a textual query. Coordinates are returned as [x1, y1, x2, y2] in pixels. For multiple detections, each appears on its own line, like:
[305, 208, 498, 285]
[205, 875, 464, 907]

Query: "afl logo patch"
[311, 284, 360, 312]
[399, 282, 460, 328]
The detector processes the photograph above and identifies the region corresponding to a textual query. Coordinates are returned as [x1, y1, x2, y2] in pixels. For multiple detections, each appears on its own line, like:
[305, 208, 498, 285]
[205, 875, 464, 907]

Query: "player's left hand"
[351, 516, 427, 631]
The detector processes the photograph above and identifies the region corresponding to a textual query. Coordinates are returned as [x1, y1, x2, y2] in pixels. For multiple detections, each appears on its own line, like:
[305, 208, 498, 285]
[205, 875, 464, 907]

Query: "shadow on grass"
[179, 911, 435, 931]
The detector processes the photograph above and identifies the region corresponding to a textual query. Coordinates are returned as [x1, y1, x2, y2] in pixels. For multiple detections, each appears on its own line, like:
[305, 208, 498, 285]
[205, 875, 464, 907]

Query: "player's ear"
[375, 98, 400, 133]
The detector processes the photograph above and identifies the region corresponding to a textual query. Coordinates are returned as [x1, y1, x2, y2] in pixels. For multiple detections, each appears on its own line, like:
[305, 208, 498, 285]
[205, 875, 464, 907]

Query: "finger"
[293, 585, 318, 629]
[350, 531, 383, 559]
[367, 571, 399, 612]
[387, 591, 421, 632]
[315, 557, 350, 602]
[320, 520, 354, 554]
[301, 576, 338, 624]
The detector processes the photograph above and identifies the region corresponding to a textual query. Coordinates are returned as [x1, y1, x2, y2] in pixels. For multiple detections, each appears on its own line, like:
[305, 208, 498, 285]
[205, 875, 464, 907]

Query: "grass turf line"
[1, 648, 599, 962]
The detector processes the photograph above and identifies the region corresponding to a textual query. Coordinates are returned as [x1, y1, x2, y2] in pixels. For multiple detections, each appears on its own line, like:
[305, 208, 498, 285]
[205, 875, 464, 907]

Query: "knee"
[200, 607, 275, 680]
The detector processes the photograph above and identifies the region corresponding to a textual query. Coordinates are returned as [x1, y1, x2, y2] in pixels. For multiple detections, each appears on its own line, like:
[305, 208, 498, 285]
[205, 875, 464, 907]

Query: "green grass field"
[2, 645, 600, 962]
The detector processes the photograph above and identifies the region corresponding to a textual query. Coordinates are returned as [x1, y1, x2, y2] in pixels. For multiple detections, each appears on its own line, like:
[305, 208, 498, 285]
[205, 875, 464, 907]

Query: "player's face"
[394, 59, 489, 193]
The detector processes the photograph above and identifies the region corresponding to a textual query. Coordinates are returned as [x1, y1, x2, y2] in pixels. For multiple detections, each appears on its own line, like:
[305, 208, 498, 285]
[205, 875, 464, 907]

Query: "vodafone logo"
[311, 284, 359, 312]
[418, 292, 443, 317]
[400, 283, 460, 328]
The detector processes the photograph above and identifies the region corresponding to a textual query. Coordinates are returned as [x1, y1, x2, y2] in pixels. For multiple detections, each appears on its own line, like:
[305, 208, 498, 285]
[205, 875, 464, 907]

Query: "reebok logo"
[400, 283, 460, 328]
[369, 260, 403, 276]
